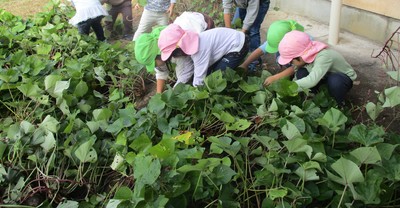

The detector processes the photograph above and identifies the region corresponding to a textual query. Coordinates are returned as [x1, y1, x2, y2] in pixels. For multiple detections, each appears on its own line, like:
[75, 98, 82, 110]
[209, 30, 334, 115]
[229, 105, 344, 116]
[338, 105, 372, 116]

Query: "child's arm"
[222, 0, 233, 28]
[156, 79, 166, 93]
[167, 2, 175, 16]
[263, 66, 295, 86]
[239, 48, 264, 71]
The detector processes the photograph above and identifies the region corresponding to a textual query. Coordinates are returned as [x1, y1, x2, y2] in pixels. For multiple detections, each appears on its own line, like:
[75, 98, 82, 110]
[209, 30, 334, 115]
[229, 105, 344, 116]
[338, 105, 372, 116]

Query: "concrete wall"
[270, 0, 400, 43]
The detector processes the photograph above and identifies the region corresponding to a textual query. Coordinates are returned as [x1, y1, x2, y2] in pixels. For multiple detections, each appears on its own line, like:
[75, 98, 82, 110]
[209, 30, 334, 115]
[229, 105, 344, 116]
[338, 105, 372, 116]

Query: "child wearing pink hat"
[277, 30, 357, 105]
[158, 24, 249, 87]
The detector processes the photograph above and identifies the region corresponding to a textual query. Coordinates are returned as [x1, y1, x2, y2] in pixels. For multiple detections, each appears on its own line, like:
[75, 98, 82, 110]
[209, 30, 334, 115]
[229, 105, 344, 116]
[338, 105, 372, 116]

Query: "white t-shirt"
[69, 0, 108, 26]
[191, 28, 245, 86]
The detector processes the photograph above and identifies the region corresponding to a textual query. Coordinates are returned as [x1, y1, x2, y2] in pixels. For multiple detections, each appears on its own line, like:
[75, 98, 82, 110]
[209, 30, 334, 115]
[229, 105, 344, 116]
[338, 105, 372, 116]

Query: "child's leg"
[155, 12, 169, 26]
[104, 4, 116, 34]
[248, 0, 270, 52]
[120, 1, 133, 37]
[77, 20, 91, 35]
[295, 67, 309, 79]
[326, 72, 353, 105]
[133, 9, 157, 41]
[91, 16, 106, 41]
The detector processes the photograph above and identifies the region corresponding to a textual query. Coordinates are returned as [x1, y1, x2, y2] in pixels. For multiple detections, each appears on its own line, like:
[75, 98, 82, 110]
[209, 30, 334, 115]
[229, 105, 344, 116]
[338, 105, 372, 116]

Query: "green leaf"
[0, 164, 7, 183]
[312, 152, 327, 162]
[383, 86, 400, 107]
[365, 102, 383, 121]
[224, 67, 242, 83]
[106, 199, 122, 208]
[239, 80, 260, 93]
[39, 115, 59, 133]
[129, 133, 152, 152]
[211, 164, 236, 185]
[106, 118, 125, 134]
[36, 44, 52, 55]
[204, 71, 227, 93]
[268, 99, 278, 112]
[86, 121, 100, 133]
[20, 120, 35, 134]
[282, 138, 312, 158]
[387, 71, 400, 81]
[41, 132, 56, 153]
[74, 81, 88, 98]
[114, 186, 133, 200]
[226, 119, 251, 131]
[330, 157, 364, 185]
[281, 120, 302, 140]
[316, 107, 347, 132]
[269, 188, 288, 200]
[295, 166, 320, 181]
[17, 83, 43, 98]
[213, 111, 235, 123]
[93, 108, 112, 121]
[57, 200, 79, 208]
[74, 137, 98, 163]
[348, 124, 384, 146]
[148, 138, 175, 159]
[350, 147, 381, 165]
[54, 80, 70, 97]
[355, 170, 382, 204]
[133, 154, 161, 191]
[45, 74, 62, 91]
[178, 158, 225, 173]
[147, 93, 166, 114]
[0, 142, 7, 159]
[209, 136, 241, 157]
[376, 143, 398, 160]
[269, 79, 298, 97]
[252, 91, 268, 105]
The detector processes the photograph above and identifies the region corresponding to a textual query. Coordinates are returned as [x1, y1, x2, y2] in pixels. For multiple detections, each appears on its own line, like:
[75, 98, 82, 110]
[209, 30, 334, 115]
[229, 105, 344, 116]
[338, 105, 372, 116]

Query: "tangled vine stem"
[371, 26, 400, 78]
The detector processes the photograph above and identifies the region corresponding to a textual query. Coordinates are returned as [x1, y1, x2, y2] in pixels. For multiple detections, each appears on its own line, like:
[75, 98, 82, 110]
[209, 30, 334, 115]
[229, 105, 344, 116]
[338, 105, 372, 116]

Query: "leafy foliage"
[1, 1, 400, 208]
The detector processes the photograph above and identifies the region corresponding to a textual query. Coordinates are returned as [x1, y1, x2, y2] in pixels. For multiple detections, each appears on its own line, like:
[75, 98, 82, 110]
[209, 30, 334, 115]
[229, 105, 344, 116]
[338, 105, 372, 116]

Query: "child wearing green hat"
[134, 12, 215, 93]
[238, 20, 305, 85]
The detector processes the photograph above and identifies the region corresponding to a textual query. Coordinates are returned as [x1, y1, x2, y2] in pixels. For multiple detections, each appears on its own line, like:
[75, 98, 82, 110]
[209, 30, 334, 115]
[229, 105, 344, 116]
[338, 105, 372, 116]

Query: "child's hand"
[264, 75, 277, 86]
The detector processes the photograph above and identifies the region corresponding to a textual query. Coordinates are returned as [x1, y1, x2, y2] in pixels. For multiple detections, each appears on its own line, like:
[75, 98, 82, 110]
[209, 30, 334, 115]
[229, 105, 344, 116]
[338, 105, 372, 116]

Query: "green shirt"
[295, 48, 357, 90]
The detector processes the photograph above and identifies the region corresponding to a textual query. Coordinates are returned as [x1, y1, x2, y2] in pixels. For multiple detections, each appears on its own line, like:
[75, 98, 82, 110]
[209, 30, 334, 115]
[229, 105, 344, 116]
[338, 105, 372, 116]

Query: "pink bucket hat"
[158, 24, 199, 61]
[278, 30, 328, 65]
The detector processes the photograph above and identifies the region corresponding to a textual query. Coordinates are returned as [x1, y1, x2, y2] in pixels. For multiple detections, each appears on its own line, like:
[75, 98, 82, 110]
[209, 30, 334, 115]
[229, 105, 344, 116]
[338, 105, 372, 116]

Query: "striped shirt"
[145, 0, 176, 12]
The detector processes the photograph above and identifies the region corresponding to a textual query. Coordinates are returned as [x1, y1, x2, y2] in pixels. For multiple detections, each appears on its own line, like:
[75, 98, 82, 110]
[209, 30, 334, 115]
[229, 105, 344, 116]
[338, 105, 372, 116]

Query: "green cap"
[265, 20, 304, 53]
[134, 26, 166, 73]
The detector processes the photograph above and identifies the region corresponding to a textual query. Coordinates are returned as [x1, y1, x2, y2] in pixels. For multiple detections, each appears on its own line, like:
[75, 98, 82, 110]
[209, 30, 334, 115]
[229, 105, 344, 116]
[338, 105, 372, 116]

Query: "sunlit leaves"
[329, 157, 364, 185]
[204, 71, 227, 93]
[316, 107, 347, 132]
[383, 86, 400, 107]
[348, 124, 384, 146]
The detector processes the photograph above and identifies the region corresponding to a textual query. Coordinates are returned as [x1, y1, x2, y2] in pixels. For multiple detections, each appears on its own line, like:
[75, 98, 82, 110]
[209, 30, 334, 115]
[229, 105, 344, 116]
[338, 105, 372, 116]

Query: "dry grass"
[0, 0, 52, 18]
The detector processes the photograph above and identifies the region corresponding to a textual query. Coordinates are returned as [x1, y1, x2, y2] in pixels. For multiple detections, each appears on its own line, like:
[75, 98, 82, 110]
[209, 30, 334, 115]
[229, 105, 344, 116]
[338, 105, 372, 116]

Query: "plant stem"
[337, 184, 348, 208]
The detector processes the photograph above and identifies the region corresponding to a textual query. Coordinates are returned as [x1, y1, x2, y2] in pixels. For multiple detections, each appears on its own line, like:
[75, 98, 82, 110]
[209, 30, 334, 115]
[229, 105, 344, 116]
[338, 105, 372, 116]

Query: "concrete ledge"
[270, 0, 400, 43]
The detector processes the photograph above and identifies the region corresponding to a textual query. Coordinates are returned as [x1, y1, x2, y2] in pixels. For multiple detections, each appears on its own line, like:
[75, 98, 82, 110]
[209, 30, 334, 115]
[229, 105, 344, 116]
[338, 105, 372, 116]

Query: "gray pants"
[105, 0, 133, 36]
